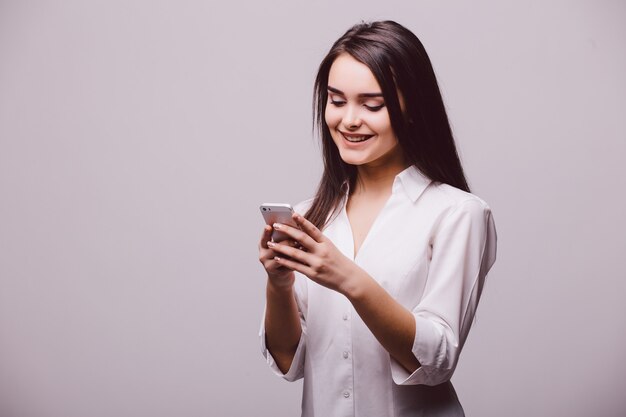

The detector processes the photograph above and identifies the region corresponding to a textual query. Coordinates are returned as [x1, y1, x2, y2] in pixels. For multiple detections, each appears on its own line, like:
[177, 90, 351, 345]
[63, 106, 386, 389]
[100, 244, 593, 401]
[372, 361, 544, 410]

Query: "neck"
[352, 153, 409, 196]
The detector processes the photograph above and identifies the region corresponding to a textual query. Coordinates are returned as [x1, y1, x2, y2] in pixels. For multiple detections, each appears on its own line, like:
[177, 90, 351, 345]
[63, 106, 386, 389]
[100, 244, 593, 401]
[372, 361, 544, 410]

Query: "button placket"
[339, 306, 353, 405]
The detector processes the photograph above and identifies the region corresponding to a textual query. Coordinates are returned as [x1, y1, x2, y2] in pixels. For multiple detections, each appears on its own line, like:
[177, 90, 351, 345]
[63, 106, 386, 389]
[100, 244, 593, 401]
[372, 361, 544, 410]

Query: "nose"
[342, 104, 362, 130]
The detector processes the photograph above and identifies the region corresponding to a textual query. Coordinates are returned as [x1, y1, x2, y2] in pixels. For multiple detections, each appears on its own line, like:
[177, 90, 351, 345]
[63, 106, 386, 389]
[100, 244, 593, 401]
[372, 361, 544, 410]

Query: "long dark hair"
[305, 20, 470, 230]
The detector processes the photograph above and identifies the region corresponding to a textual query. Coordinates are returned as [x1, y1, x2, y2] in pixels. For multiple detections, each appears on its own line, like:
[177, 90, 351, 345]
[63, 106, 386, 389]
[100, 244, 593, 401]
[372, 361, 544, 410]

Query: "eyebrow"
[327, 86, 383, 98]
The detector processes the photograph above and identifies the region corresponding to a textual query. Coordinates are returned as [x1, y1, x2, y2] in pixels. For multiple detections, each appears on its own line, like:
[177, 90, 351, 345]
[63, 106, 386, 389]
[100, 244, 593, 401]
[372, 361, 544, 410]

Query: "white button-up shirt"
[260, 165, 497, 417]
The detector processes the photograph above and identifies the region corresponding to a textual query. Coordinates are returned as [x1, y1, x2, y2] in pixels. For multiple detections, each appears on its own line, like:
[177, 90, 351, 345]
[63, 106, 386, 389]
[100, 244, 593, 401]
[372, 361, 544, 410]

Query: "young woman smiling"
[258, 20, 497, 417]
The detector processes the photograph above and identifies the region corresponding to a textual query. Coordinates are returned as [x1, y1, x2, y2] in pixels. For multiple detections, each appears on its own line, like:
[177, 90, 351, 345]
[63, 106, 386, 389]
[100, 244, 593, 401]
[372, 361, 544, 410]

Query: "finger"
[267, 241, 313, 265]
[260, 248, 292, 271]
[274, 238, 299, 247]
[293, 212, 325, 243]
[274, 255, 315, 277]
[285, 239, 302, 249]
[273, 223, 317, 250]
[259, 225, 273, 249]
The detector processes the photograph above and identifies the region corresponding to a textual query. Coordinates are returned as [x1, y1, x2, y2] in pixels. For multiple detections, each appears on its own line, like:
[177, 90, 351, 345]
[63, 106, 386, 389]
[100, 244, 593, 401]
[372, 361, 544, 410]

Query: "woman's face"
[325, 53, 403, 169]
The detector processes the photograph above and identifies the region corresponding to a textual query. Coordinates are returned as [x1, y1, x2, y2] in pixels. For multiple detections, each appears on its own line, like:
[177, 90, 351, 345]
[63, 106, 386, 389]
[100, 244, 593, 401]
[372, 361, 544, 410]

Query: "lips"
[340, 131, 374, 143]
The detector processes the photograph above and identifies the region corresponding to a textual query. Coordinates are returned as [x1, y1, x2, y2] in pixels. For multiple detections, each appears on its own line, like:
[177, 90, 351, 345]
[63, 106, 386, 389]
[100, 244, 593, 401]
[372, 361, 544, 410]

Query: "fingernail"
[267, 241, 275, 248]
[273, 223, 281, 229]
[274, 256, 281, 261]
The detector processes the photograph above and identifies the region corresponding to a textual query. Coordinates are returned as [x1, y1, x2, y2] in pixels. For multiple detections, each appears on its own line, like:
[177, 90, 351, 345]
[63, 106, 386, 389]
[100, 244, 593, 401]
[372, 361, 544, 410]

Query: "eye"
[364, 103, 385, 112]
[329, 99, 346, 107]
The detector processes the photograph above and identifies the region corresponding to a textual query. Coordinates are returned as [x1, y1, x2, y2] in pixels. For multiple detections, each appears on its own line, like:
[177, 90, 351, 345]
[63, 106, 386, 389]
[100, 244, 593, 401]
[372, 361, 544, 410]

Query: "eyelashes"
[329, 100, 386, 112]
[364, 104, 385, 112]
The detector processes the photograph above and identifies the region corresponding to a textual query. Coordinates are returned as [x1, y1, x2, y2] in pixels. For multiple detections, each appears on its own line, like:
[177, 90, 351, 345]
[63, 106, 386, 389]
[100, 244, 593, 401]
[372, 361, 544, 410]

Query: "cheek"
[324, 105, 341, 128]
[368, 113, 393, 134]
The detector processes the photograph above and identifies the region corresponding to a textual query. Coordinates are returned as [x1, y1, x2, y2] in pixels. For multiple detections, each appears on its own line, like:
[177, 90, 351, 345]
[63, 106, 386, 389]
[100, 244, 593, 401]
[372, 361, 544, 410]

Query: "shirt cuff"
[389, 315, 454, 386]
[259, 320, 306, 382]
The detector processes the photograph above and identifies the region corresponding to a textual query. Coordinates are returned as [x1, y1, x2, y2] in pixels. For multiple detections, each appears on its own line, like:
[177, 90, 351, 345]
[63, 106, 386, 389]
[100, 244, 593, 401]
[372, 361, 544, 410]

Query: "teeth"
[343, 134, 371, 142]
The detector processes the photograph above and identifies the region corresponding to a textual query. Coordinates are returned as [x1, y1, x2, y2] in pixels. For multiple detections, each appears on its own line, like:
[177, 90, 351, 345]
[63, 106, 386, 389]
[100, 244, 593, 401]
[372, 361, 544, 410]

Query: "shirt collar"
[392, 165, 432, 203]
[341, 165, 432, 203]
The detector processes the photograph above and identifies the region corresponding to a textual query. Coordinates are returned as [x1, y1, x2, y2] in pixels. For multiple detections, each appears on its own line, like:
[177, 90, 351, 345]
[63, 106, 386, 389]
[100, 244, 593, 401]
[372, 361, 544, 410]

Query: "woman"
[258, 20, 497, 417]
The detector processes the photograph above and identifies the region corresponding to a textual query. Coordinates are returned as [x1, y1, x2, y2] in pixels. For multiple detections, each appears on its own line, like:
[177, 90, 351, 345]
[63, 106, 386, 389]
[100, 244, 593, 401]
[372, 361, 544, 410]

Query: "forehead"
[327, 53, 382, 94]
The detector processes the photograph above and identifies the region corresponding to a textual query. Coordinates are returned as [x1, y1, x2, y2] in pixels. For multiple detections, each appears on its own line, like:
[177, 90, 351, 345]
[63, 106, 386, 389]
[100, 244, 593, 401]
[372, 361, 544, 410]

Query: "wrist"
[267, 272, 295, 294]
[337, 264, 369, 300]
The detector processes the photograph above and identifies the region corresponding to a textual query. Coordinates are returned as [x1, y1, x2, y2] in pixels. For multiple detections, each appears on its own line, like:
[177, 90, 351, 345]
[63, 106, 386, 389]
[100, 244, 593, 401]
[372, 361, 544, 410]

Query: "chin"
[338, 150, 371, 166]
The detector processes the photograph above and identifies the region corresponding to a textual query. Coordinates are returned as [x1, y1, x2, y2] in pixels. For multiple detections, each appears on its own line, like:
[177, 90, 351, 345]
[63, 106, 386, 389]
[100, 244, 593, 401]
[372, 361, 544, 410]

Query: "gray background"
[1, 1, 625, 416]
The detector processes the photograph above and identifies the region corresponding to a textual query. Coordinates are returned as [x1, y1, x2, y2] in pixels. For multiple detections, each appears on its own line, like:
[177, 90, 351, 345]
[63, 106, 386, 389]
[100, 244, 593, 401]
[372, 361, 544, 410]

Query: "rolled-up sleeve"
[259, 273, 308, 382]
[391, 199, 497, 386]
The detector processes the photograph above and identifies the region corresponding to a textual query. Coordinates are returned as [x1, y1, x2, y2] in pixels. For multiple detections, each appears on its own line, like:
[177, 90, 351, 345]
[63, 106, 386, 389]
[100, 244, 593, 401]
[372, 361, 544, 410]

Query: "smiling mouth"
[340, 132, 374, 143]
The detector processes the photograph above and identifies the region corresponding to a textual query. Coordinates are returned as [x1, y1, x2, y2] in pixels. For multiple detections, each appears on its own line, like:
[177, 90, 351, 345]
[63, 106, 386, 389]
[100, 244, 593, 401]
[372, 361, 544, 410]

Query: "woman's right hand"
[260, 225, 303, 374]
[259, 225, 296, 288]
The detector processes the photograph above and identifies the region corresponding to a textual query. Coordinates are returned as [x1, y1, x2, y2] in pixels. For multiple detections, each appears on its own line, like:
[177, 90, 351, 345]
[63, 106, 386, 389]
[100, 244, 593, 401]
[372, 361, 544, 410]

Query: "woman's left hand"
[267, 212, 361, 295]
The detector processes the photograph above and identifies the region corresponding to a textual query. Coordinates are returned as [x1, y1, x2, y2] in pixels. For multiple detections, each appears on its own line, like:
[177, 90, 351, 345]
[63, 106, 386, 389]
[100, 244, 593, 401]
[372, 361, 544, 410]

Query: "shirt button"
[342, 314, 348, 321]
[343, 351, 349, 359]
[343, 391, 350, 398]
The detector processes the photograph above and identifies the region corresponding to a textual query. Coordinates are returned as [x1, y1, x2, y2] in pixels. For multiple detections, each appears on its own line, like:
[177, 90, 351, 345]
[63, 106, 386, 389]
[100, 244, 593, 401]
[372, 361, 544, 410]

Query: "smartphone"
[260, 203, 298, 242]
